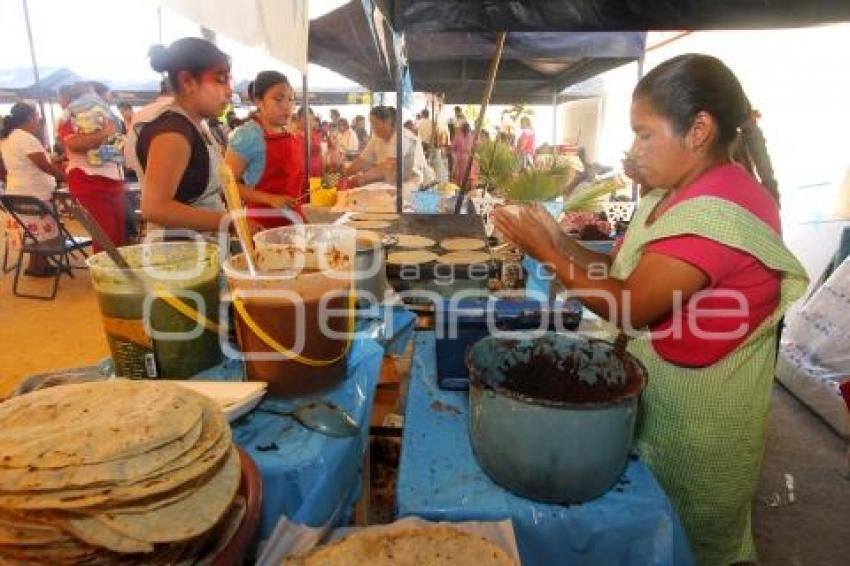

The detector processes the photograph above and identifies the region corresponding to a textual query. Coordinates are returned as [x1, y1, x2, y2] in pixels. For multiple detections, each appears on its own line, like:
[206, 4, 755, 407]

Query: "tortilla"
[284, 526, 516, 566]
[395, 234, 435, 248]
[97, 448, 240, 544]
[0, 539, 98, 563]
[440, 237, 486, 251]
[0, 393, 230, 510]
[0, 380, 203, 469]
[0, 416, 204, 491]
[387, 251, 439, 265]
[61, 515, 154, 554]
[0, 521, 72, 545]
[352, 212, 399, 221]
[437, 251, 491, 265]
[346, 220, 391, 230]
[0, 381, 244, 564]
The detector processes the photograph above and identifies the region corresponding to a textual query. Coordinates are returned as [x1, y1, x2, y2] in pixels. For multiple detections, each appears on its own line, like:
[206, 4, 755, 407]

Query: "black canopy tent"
[374, 0, 850, 32]
[308, 3, 646, 104]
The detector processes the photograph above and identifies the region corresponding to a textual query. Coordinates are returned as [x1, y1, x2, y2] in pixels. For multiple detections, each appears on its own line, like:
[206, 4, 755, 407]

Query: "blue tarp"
[194, 306, 416, 541]
[396, 331, 695, 565]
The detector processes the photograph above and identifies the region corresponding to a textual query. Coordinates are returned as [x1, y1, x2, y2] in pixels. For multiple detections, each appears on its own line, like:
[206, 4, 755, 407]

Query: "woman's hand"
[493, 202, 566, 264]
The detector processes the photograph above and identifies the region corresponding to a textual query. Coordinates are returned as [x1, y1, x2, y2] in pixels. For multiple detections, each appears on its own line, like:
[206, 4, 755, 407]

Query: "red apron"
[248, 127, 306, 229]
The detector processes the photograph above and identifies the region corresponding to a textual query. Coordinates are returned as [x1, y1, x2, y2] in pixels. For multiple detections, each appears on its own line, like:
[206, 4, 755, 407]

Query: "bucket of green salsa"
[87, 242, 223, 378]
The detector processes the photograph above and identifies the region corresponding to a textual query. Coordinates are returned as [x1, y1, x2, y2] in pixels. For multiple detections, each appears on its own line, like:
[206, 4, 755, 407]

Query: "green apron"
[609, 189, 808, 565]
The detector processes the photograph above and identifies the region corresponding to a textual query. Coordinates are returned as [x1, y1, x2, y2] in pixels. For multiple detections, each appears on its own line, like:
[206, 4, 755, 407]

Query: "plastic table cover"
[396, 331, 695, 566]
[195, 306, 416, 541]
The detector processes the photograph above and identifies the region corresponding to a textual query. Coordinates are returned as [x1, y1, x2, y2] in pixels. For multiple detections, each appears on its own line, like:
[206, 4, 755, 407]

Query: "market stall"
[7, 1, 850, 564]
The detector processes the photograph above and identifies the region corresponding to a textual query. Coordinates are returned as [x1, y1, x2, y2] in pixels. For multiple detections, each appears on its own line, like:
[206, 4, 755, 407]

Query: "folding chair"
[2, 230, 16, 273]
[0, 190, 18, 273]
[0, 194, 93, 300]
[52, 191, 97, 265]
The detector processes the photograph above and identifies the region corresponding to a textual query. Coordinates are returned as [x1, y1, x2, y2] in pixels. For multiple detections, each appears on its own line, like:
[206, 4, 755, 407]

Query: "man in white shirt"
[344, 106, 426, 188]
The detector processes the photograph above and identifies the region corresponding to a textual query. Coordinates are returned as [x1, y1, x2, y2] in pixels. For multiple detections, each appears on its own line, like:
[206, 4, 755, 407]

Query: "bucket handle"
[152, 287, 220, 335]
[231, 289, 355, 367]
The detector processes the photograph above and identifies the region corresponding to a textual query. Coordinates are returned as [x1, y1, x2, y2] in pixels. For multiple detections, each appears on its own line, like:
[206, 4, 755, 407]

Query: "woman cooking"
[126, 37, 233, 239]
[494, 54, 808, 565]
[225, 71, 305, 228]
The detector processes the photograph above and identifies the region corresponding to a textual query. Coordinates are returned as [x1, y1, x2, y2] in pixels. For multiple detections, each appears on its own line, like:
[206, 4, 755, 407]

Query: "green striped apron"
[610, 189, 808, 565]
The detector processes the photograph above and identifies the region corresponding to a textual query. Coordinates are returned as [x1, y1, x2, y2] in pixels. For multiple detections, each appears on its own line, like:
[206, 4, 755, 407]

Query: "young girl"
[225, 71, 305, 228]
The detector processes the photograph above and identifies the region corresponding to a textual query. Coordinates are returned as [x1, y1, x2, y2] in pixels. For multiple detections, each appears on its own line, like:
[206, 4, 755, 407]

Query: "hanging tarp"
[157, 0, 309, 71]
[309, 1, 396, 92]
[402, 31, 644, 104]
[375, 0, 850, 32]
[308, 2, 646, 103]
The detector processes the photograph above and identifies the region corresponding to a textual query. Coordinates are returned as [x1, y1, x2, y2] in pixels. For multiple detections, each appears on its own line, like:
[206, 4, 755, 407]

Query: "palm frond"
[504, 169, 567, 202]
[563, 177, 624, 212]
[476, 139, 518, 191]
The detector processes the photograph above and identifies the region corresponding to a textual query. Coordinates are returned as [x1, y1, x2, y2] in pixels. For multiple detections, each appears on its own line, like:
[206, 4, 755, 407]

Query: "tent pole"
[303, 72, 311, 189]
[552, 89, 558, 147]
[632, 54, 646, 201]
[430, 94, 436, 151]
[395, 46, 404, 213]
[455, 31, 506, 214]
[22, 0, 47, 143]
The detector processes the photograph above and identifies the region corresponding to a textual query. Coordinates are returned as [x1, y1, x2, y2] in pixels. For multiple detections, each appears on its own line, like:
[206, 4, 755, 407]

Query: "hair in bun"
[146, 38, 230, 93]
[148, 45, 170, 73]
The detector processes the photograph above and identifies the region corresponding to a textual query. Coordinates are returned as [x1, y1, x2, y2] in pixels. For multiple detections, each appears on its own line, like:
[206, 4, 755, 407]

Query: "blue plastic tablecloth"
[195, 305, 416, 541]
[396, 331, 695, 566]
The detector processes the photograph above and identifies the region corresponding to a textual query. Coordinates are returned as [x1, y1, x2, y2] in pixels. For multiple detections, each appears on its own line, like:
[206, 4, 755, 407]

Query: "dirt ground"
[0, 228, 847, 563]
[0, 227, 109, 397]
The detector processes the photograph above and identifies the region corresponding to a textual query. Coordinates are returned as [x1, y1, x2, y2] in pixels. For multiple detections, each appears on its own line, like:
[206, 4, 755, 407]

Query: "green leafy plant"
[503, 167, 571, 202]
[563, 177, 624, 212]
[475, 139, 519, 193]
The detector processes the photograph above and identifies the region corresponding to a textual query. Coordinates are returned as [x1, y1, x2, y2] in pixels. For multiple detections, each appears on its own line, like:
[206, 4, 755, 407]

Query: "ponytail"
[0, 103, 37, 140]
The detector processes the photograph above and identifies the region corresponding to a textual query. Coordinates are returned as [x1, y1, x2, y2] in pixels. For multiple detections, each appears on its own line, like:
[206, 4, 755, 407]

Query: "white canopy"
[157, 0, 309, 71]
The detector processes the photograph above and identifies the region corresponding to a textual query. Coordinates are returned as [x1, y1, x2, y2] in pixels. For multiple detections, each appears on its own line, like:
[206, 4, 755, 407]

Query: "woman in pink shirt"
[450, 121, 478, 187]
[495, 54, 808, 564]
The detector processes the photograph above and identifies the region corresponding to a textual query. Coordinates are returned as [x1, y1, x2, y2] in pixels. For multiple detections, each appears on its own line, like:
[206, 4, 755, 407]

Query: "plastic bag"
[778, 256, 850, 437]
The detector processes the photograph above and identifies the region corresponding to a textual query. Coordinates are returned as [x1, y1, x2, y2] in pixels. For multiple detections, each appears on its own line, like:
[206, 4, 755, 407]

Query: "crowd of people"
[0, 35, 544, 276]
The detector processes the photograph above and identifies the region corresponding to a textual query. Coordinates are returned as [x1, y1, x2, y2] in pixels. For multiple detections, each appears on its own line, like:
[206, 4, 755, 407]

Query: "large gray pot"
[466, 332, 647, 504]
[354, 237, 390, 305]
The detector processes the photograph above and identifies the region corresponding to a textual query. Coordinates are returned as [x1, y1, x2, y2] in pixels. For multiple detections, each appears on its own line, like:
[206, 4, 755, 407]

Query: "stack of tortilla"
[284, 525, 515, 565]
[0, 380, 245, 565]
